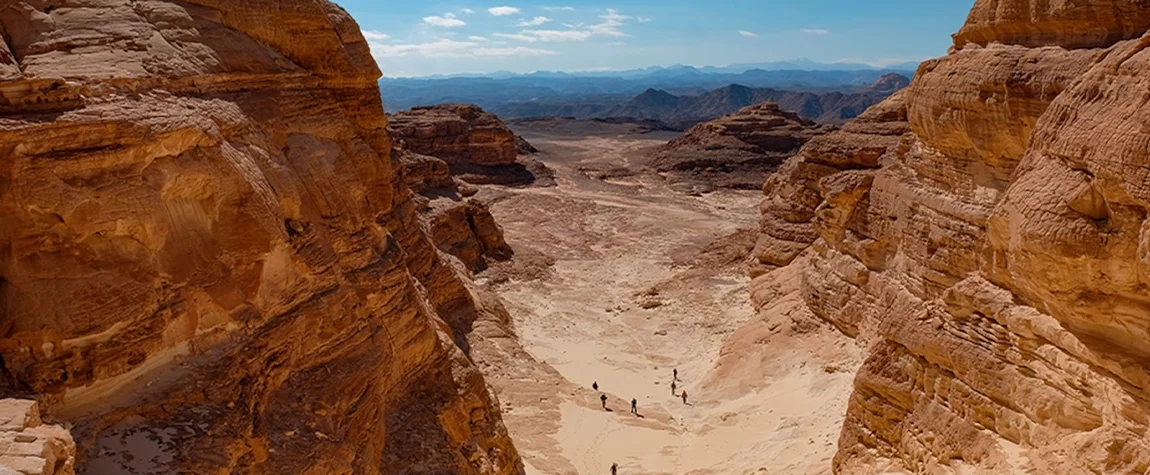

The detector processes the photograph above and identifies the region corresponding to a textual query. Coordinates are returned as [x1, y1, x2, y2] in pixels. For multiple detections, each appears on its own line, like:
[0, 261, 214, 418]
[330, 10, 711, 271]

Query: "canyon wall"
[753, 0, 1150, 472]
[0, 1, 520, 473]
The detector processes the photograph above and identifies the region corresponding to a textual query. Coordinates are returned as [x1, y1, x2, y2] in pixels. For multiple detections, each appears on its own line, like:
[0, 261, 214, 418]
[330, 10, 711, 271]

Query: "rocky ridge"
[0, 1, 520, 473]
[751, 0, 1150, 472]
[652, 102, 834, 191]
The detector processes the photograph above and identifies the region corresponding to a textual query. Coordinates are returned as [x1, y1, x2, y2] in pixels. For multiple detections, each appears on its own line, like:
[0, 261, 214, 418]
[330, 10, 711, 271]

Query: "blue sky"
[338, 0, 976, 77]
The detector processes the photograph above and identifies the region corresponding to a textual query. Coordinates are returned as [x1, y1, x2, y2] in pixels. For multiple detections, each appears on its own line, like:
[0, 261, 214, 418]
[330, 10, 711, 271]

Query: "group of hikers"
[598, 368, 687, 474]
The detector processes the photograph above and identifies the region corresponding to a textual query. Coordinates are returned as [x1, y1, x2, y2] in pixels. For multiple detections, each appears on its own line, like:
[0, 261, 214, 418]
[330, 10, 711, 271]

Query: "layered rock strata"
[390, 104, 549, 186]
[652, 102, 833, 191]
[752, 0, 1150, 472]
[0, 1, 520, 473]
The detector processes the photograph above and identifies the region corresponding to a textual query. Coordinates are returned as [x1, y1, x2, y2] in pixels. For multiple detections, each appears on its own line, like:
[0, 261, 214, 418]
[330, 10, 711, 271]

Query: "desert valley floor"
[470, 123, 865, 475]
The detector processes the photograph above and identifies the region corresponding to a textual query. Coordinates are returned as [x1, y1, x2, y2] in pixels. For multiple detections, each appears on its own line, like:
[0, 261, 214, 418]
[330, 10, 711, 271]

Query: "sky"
[337, 0, 977, 77]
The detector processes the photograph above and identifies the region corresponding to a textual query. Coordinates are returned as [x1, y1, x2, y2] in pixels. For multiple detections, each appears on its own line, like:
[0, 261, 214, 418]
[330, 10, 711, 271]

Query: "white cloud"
[424, 13, 466, 27]
[739, 30, 759, 38]
[468, 35, 491, 42]
[489, 6, 520, 16]
[637, 17, 652, 23]
[361, 30, 390, 41]
[590, 8, 629, 37]
[544, 6, 575, 11]
[474, 46, 557, 57]
[493, 32, 538, 43]
[493, 8, 634, 44]
[523, 29, 593, 41]
[518, 16, 552, 27]
[367, 38, 555, 58]
[801, 28, 830, 34]
[462, 8, 475, 14]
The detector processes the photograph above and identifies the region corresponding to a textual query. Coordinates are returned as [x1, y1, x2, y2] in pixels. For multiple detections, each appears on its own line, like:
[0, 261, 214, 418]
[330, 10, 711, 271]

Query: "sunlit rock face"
[0, 1, 521, 473]
[753, 0, 1150, 472]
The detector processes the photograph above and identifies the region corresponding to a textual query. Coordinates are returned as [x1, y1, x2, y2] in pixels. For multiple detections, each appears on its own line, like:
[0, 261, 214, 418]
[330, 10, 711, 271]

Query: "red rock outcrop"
[652, 102, 833, 191]
[390, 104, 549, 186]
[0, 1, 520, 473]
[752, 1, 1150, 472]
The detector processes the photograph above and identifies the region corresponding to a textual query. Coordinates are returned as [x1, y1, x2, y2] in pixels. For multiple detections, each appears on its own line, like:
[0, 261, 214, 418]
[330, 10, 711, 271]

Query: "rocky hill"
[750, 0, 1150, 472]
[390, 104, 551, 186]
[650, 103, 834, 191]
[0, 1, 520, 474]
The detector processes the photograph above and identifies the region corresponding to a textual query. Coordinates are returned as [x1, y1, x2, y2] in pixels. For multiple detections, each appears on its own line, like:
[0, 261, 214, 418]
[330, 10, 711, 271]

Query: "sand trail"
[475, 126, 863, 474]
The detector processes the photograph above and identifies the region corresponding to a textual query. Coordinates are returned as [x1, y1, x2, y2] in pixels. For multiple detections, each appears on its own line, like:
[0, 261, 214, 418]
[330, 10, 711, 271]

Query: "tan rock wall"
[0, 1, 520, 473]
[753, 2, 1150, 473]
[0, 400, 75, 475]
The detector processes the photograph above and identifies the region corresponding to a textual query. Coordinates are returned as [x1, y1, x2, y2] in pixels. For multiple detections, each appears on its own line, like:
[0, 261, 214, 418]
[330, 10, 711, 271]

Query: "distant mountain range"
[493, 74, 910, 128]
[379, 62, 920, 116]
[393, 59, 925, 80]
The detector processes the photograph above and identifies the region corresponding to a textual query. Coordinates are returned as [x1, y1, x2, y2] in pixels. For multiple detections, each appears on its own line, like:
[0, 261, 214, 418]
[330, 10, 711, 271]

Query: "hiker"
[611, 462, 618, 475]
[673, 368, 678, 381]
[631, 398, 637, 414]
[681, 390, 688, 404]
[593, 381, 599, 391]
[671, 380, 676, 396]
[601, 393, 608, 409]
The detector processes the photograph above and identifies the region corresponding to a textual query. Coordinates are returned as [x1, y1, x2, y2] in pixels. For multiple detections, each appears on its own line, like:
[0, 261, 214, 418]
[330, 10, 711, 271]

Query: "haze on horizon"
[338, 0, 976, 77]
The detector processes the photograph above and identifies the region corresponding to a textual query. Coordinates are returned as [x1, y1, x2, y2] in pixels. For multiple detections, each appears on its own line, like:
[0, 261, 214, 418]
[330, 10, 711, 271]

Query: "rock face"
[652, 102, 833, 191]
[390, 104, 547, 186]
[0, 1, 520, 474]
[396, 148, 513, 273]
[0, 400, 75, 475]
[753, 1, 1150, 472]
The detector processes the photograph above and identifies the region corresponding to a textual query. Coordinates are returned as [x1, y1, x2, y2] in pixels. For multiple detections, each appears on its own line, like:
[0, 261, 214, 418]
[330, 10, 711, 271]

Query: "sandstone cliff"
[652, 102, 833, 191]
[752, 1, 1150, 472]
[0, 1, 520, 473]
[390, 104, 551, 186]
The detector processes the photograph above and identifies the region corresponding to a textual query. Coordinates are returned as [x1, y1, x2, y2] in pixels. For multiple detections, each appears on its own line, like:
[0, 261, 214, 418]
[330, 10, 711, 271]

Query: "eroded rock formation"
[753, 0, 1150, 472]
[0, 1, 520, 473]
[395, 148, 513, 273]
[390, 104, 550, 186]
[652, 102, 833, 191]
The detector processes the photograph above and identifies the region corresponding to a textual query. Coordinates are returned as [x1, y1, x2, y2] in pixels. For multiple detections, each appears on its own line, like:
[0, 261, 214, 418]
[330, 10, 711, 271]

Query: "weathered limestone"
[0, 400, 74, 475]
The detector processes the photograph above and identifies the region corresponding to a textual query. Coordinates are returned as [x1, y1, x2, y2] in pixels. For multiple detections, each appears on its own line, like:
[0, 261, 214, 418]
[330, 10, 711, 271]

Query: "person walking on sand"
[673, 368, 678, 381]
[631, 398, 638, 414]
[681, 390, 688, 404]
[671, 380, 677, 396]
[593, 381, 599, 391]
[611, 462, 618, 475]
[601, 393, 608, 409]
